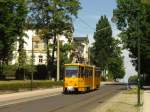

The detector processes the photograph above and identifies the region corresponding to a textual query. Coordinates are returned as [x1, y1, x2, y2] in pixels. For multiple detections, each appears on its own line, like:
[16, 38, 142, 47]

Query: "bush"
[128, 75, 138, 85]
[2, 64, 61, 80]
[16, 64, 49, 80]
[34, 65, 48, 80]
[2, 64, 17, 80]
[16, 65, 33, 80]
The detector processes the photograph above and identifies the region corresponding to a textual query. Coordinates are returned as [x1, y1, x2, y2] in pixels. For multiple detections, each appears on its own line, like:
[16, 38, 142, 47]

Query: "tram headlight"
[67, 86, 74, 91]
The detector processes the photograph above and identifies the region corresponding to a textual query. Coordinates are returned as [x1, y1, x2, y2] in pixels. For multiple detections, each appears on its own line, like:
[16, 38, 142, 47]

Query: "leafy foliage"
[141, 0, 150, 4]
[92, 16, 113, 70]
[2, 64, 18, 79]
[60, 43, 73, 78]
[108, 39, 125, 80]
[18, 45, 27, 68]
[128, 75, 138, 84]
[91, 15, 125, 80]
[113, 0, 150, 77]
[0, 0, 28, 64]
[28, 0, 81, 77]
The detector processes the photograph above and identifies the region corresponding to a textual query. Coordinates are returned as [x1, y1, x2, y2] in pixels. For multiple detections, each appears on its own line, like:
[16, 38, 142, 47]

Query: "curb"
[0, 88, 62, 107]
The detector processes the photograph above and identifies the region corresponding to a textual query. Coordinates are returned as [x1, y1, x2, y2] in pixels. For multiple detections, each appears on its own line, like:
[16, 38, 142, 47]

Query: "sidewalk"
[143, 90, 150, 112]
[0, 87, 63, 107]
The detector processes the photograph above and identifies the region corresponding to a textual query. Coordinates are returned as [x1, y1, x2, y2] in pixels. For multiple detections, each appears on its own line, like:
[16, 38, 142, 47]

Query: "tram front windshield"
[65, 66, 78, 78]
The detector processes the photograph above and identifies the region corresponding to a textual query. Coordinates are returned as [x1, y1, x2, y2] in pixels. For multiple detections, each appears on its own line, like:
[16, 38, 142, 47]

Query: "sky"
[73, 0, 137, 82]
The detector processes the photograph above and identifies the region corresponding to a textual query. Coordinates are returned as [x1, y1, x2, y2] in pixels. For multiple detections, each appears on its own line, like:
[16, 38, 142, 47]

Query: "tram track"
[0, 84, 125, 112]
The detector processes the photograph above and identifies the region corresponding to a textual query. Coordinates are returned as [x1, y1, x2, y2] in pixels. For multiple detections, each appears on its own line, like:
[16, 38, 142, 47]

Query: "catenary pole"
[57, 35, 60, 81]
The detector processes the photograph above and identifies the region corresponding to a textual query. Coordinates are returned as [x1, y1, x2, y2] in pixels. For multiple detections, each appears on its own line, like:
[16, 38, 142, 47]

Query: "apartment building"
[72, 36, 89, 64]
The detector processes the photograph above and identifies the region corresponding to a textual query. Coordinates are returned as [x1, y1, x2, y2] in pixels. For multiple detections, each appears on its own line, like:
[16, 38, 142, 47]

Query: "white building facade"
[11, 30, 69, 65]
[72, 37, 89, 64]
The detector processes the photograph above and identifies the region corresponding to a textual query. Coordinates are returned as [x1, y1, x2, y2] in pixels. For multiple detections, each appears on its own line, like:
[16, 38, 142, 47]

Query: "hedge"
[0, 80, 63, 91]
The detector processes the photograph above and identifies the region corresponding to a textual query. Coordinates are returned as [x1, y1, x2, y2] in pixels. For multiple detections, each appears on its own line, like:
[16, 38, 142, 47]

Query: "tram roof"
[64, 63, 95, 68]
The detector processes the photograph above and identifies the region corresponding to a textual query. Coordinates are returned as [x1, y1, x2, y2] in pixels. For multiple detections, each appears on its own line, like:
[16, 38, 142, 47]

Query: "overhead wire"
[76, 16, 114, 33]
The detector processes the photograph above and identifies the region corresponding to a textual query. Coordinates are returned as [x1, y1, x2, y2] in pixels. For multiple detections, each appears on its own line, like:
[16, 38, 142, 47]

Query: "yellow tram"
[63, 63, 101, 93]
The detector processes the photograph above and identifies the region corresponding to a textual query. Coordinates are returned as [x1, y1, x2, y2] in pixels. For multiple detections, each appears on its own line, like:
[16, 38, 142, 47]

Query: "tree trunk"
[51, 35, 56, 65]
[46, 38, 50, 66]
[50, 34, 57, 78]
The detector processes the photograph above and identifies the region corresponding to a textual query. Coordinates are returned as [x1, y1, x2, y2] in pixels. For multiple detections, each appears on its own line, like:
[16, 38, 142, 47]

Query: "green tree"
[92, 15, 125, 80]
[0, 0, 28, 78]
[0, 0, 27, 63]
[29, 0, 81, 77]
[60, 42, 73, 79]
[18, 43, 27, 79]
[18, 47, 27, 68]
[108, 56, 125, 80]
[113, 0, 150, 80]
[108, 39, 125, 80]
[92, 15, 113, 72]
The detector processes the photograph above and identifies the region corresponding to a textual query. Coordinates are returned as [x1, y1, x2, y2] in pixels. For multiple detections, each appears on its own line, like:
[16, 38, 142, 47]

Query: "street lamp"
[112, 10, 141, 105]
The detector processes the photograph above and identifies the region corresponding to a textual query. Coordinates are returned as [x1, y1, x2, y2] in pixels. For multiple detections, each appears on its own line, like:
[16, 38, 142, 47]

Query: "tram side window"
[88, 69, 91, 77]
[80, 67, 84, 77]
[86, 68, 88, 77]
[84, 68, 86, 77]
[84, 68, 87, 77]
[86, 70, 89, 77]
[85, 68, 88, 77]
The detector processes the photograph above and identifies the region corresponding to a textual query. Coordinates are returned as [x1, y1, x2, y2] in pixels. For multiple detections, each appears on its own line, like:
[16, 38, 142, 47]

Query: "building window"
[39, 55, 43, 63]
[39, 59, 43, 63]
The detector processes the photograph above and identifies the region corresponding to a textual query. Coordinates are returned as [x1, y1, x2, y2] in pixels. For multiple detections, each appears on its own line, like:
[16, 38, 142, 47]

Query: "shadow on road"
[105, 83, 126, 86]
[62, 90, 96, 95]
[142, 86, 150, 90]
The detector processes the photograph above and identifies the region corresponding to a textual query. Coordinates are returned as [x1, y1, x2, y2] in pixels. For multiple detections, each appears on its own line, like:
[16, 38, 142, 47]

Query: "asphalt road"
[0, 84, 125, 112]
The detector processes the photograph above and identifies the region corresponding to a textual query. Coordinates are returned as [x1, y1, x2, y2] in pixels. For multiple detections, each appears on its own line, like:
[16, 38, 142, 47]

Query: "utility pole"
[137, 34, 141, 105]
[137, 14, 141, 105]
[88, 47, 91, 65]
[57, 35, 60, 81]
[31, 38, 34, 90]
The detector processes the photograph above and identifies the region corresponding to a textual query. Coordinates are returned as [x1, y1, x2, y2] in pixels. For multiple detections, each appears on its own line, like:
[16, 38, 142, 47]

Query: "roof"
[64, 63, 100, 71]
[73, 37, 89, 43]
